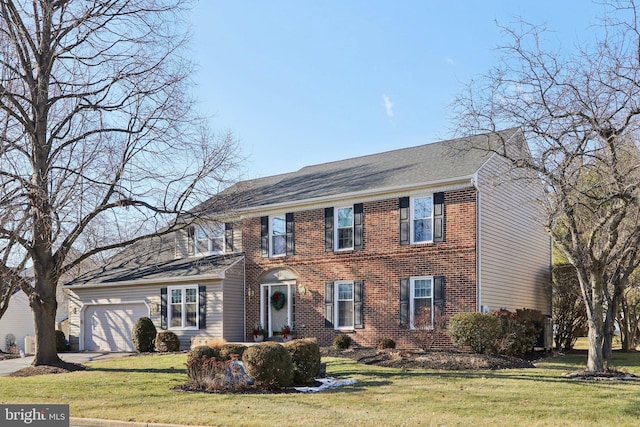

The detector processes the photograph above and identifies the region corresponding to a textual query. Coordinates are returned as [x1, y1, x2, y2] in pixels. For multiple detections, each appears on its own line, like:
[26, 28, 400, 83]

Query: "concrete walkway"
[0, 352, 135, 376]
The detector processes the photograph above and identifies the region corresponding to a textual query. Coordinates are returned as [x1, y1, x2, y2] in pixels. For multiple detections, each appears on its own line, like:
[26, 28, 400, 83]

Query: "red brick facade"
[244, 187, 478, 348]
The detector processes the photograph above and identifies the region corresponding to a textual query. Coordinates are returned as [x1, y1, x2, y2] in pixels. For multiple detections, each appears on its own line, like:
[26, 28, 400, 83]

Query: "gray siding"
[67, 278, 228, 351]
[174, 226, 242, 259]
[222, 258, 246, 342]
[476, 154, 552, 315]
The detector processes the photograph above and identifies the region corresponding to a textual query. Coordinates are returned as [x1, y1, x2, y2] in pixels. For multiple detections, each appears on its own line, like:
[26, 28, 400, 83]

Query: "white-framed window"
[194, 224, 224, 255]
[335, 207, 354, 250]
[168, 285, 199, 329]
[270, 215, 286, 257]
[410, 276, 433, 329]
[335, 280, 354, 329]
[411, 195, 433, 243]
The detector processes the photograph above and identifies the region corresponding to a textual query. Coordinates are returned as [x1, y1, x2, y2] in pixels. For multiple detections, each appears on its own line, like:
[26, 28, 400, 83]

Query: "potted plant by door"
[281, 325, 291, 342]
[253, 326, 267, 342]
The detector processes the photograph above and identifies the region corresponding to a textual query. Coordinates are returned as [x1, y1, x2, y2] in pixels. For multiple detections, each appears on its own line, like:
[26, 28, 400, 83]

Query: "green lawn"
[2, 352, 640, 426]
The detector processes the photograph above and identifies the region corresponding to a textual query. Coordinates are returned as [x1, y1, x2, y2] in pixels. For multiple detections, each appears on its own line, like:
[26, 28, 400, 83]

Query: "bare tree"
[0, 1, 239, 366]
[454, 2, 640, 372]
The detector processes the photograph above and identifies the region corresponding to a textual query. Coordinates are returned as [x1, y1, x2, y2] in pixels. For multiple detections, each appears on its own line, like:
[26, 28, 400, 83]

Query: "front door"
[261, 283, 295, 337]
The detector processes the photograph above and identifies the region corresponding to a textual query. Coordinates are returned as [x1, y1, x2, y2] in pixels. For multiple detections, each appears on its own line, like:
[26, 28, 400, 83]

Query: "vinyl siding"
[67, 279, 227, 351]
[174, 226, 242, 259]
[222, 258, 245, 341]
[476, 154, 552, 315]
[0, 291, 34, 353]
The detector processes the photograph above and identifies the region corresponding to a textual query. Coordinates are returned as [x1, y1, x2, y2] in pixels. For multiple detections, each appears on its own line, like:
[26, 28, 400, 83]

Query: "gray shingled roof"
[65, 233, 243, 286]
[217, 128, 519, 209]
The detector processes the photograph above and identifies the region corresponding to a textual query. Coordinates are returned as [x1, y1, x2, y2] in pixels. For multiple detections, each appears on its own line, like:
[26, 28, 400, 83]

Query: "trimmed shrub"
[493, 309, 539, 356]
[332, 333, 352, 349]
[132, 317, 157, 353]
[377, 337, 396, 350]
[448, 312, 500, 354]
[155, 331, 180, 352]
[188, 345, 219, 361]
[217, 343, 247, 360]
[242, 342, 293, 389]
[55, 330, 67, 352]
[284, 339, 321, 384]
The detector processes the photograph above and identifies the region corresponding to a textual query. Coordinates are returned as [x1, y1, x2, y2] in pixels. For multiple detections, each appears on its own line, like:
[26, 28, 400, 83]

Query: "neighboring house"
[0, 290, 32, 353]
[65, 128, 552, 351]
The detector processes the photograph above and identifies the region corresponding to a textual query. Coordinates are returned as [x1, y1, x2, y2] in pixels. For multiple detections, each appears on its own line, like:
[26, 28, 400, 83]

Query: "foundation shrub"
[448, 312, 500, 354]
[332, 333, 352, 349]
[217, 343, 247, 360]
[132, 317, 157, 353]
[55, 330, 67, 352]
[377, 337, 396, 350]
[492, 309, 539, 356]
[283, 339, 321, 383]
[155, 331, 180, 352]
[242, 342, 293, 389]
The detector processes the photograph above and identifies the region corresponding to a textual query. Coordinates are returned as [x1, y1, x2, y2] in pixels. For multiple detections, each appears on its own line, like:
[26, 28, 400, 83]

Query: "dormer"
[175, 221, 239, 258]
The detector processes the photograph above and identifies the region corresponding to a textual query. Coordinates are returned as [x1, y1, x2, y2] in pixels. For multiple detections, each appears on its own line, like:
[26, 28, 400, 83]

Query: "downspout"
[473, 174, 482, 313]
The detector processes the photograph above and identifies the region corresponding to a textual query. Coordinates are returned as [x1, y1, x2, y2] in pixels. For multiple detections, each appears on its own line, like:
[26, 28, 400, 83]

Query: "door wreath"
[270, 290, 286, 310]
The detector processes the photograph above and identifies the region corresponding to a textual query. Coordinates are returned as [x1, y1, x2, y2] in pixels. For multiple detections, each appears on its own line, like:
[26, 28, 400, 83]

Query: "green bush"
[332, 333, 352, 349]
[448, 312, 500, 354]
[283, 339, 321, 384]
[132, 317, 157, 353]
[155, 331, 180, 352]
[55, 330, 67, 352]
[217, 343, 247, 360]
[493, 309, 539, 356]
[377, 337, 396, 350]
[242, 342, 293, 389]
[188, 345, 219, 361]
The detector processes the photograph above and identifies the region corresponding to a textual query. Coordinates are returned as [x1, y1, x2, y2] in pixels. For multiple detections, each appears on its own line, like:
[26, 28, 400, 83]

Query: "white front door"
[260, 283, 294, 337]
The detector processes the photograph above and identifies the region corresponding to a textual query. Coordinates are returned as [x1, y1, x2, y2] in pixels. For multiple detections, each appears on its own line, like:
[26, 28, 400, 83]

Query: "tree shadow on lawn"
[87, 366, 187, 375]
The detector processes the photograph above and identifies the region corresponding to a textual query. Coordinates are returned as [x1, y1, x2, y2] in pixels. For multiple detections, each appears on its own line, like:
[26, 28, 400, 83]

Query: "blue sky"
[189, 1, 607, 179]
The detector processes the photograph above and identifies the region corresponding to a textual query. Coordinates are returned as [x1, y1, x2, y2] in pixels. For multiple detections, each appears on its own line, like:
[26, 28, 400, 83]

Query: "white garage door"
[84, 303, 149, 351]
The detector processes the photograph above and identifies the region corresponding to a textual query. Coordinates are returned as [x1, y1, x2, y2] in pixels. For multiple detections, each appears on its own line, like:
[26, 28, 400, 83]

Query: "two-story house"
[65, 128, 551, 351]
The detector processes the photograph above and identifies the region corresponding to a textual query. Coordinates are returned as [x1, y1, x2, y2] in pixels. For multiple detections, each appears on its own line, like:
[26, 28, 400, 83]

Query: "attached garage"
[83, 302, 149, 351]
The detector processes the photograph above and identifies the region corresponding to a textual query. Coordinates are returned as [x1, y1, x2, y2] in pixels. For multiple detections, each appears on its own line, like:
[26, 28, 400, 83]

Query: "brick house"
[65, 128, 551, 351]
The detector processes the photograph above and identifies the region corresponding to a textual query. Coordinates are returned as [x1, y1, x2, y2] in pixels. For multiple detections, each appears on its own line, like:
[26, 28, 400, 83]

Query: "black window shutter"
[433, 192, 445, 242]
[224, 222, 234, 253]
[354, 203, 364, 250]
[187, 226, 195, 255]
[434, 276, 445, 309]
[400, 278, 409, 327]
[260, 216, 269, 257]
[399, 197, 410, 245]
[198, 285, 206, 329]
[324, 208, 334, 252]
[325, 281, 334, 328]
[354, 280, 364, 329]
[286, 212, 295, 256]
[160, 287, 168, 330]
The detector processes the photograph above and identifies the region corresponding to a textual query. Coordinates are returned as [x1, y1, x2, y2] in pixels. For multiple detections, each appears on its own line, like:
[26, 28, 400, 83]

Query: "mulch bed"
[9, 361, 87, 377]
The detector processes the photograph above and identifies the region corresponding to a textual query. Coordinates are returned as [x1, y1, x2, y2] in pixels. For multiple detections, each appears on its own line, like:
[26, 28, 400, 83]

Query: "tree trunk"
[30, 292, 61, 366]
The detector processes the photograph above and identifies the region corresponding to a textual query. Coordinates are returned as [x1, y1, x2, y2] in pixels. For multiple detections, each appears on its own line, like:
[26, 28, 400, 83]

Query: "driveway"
[0, 352, 135, 376]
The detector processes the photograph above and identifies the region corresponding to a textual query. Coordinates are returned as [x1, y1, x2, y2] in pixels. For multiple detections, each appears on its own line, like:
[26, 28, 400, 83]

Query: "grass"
[1, 351, 640, 426]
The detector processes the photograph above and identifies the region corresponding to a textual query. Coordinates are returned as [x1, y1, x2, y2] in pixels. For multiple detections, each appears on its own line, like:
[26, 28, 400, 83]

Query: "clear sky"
[189, 1, 607, 179]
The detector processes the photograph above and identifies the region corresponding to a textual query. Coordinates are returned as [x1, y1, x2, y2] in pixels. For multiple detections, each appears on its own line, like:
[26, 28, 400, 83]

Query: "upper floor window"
[336, 207, 354, 250]
[270, 215, 286, 257]
[324, 204, 363, 252]
[169, 285, 198, 329]
[411, 196, 433, 243]
[194, 224, 224, 255]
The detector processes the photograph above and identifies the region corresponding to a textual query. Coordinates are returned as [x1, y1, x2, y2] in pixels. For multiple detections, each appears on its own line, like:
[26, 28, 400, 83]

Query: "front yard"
[2, 351, 640, 426]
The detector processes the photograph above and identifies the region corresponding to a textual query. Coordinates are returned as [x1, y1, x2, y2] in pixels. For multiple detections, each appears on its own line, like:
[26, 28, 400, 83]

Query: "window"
[411, 196, 433, 243]
[335, 207, 354, 250]
[168, 285, 198, 329]
[270, 215, 286, 256]
[194, 224, 224, 255]
[410, 277, 433, 329]
[336, 281, 354, 329]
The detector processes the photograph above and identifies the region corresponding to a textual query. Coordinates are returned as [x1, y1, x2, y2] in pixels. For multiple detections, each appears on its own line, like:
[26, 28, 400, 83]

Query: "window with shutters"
[410, 276, 433, 329]
[411, 196, 433, 243]
[168, 285, 199, 330]
[336, 281, 354, 329]
[194, 224, 225, 255]
[335, 207, 354, 250]
[270, 215, 286, 257]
